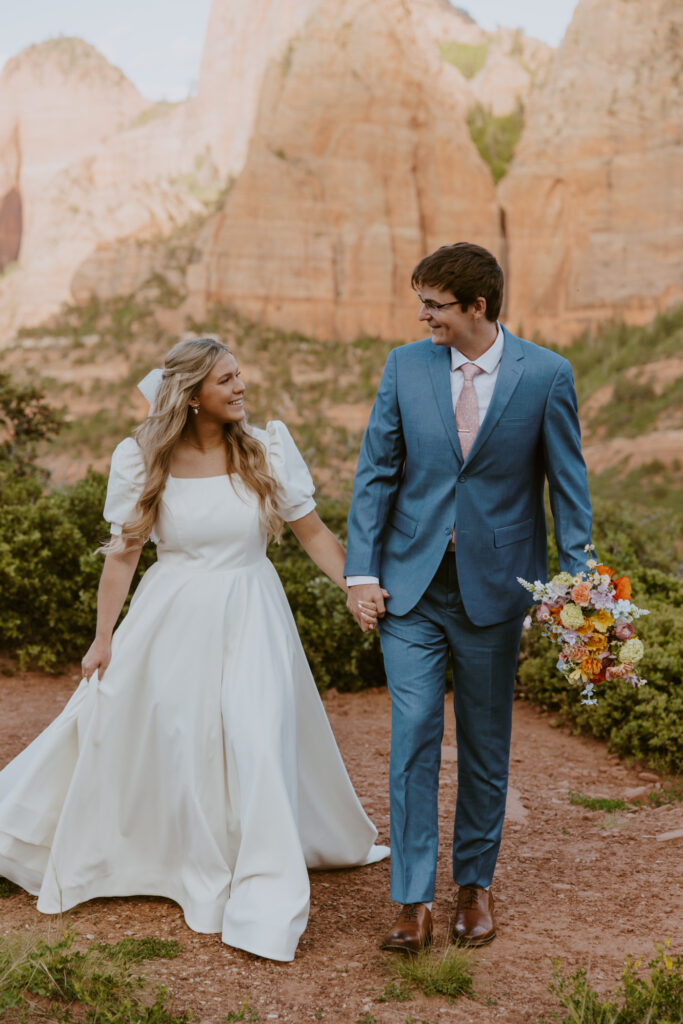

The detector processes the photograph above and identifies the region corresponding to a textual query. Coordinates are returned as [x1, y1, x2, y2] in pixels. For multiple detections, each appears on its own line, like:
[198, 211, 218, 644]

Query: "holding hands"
[347, 582, 390, 633]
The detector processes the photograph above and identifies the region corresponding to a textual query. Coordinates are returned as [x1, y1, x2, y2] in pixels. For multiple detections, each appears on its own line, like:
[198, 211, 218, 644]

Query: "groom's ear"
[471, 296, 487, 319]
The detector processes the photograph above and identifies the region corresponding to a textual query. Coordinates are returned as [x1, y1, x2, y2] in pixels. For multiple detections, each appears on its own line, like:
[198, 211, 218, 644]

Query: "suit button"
[458, 474, 466, 483]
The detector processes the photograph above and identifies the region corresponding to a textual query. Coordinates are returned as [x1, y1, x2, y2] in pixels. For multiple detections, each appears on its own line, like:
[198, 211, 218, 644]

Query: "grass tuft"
[0, 877, 19, 898]
[376, 979, 413, 1002]
[388, 944, 474, 1002]
[224, 996, 260, 1021]
[568, 791, 628, 813]
[0, 928, 190, 1023]
[100, 936, 183, 964]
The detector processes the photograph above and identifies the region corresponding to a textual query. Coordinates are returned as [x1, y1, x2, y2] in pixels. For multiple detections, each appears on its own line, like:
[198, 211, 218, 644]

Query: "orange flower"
[613, 576, 632, 601]
[581, 656, 603, 677]
[585, 633, 608, 652]
[577, 620, 593, 635]
[595, 564, 615, 579]
[565, 644, 588, 660]
[570, 582, 592, 606]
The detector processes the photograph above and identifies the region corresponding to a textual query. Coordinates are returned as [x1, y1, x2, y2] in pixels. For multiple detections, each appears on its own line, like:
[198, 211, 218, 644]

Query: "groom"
[345, 242, 592, 950]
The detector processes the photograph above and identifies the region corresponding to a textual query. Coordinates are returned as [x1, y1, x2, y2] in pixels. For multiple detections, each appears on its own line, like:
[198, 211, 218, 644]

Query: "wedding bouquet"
[518, 545, 650, 706]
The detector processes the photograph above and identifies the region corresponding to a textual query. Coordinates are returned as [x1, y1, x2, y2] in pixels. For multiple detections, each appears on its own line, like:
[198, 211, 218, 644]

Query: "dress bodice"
[103, 421, 316, 573]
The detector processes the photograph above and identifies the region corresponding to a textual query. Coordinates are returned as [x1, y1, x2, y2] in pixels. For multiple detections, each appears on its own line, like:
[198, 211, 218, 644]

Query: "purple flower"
[590, 589, 615, 610]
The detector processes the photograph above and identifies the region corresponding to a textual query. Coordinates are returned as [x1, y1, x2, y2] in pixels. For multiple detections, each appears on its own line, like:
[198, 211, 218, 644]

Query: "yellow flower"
[560, 603, 584, 629]
[592, 609, 615, 633]
[585, 633, 608, 652]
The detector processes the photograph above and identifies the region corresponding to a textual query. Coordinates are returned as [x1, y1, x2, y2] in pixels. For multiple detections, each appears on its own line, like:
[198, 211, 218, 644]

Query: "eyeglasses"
[417, 294, 461, 312]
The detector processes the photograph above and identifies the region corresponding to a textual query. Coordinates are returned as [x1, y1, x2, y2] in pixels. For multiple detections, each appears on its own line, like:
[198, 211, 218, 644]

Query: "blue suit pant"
[379, 552, 524, 903]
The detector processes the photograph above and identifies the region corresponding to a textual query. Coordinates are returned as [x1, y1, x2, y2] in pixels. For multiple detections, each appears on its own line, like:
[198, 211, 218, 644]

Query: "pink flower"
[570, 582, 592, 606]
[614, 620, 635, 640]
[536, 603, 552, 623]
[606, 664, 631, 680]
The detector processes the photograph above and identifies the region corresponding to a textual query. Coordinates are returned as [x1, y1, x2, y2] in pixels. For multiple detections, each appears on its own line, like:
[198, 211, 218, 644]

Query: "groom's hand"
[347, 583, 390, 632]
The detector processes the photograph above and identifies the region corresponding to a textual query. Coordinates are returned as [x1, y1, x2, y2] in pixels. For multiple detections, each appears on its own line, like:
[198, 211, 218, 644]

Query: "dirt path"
[1, 670, 681, 1023]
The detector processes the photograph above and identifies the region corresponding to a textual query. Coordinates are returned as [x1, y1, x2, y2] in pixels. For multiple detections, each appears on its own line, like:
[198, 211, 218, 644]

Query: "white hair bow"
[137, 368, 164, 409]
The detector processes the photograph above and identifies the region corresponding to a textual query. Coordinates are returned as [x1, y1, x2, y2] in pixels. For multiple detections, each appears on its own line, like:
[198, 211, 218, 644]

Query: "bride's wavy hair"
[113, 337, 283, 549]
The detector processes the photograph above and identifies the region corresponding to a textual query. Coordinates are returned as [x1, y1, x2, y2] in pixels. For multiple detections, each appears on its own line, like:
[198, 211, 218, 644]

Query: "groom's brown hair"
[411, 242, 504, 321]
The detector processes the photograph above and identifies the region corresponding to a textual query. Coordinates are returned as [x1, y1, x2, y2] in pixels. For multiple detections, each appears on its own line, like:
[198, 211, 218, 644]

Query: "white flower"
[523, 615, 532, 631]
[619, 637, 645, 664]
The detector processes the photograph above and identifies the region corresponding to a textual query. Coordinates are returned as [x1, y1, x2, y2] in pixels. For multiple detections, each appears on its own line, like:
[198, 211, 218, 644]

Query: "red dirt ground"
[1, 669, 681, 1023]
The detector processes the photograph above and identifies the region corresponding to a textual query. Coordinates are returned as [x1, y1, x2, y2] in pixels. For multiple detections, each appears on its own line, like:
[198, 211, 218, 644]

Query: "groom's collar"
[449, 322, 504, 375]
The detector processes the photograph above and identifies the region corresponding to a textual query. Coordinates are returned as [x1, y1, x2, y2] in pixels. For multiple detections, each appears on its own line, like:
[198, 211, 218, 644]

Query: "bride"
[0, 337, 388, 962]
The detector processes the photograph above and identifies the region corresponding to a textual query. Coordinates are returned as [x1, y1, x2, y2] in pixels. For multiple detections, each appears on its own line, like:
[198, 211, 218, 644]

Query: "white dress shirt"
[347, 324, 504, 588]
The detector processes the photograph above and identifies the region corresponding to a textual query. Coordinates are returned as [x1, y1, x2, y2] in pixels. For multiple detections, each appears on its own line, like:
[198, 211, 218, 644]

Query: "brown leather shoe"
[452, 885, 496, 946]
[381, 903, 433, 953]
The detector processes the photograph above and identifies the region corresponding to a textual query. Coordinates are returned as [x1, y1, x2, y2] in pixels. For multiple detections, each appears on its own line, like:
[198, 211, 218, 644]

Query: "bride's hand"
[357, 600, 379, 630]
[81, 638, 112, 681]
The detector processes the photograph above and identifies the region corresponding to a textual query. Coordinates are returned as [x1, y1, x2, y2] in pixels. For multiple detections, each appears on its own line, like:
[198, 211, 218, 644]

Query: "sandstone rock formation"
[412, 2, 551, 117]
[0, 39, 208, 338]
[468, 29, 551, 117]
[500, 0, 683, 343]
[195, 0, 320, 177]
[188, 0, 503, 341]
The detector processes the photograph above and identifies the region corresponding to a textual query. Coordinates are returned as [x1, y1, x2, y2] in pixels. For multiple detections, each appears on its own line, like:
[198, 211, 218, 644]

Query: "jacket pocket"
[388, 507, 418, 538]
[494, 518, 534, 548]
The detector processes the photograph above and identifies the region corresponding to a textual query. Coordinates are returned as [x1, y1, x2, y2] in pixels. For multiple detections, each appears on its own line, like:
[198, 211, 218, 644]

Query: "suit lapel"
[465, 327, 525, 464]
[428, 343, 463, 463]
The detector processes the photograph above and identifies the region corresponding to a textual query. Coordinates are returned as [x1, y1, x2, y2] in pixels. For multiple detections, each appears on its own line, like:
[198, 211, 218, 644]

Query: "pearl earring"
[192, 405, 199, 415]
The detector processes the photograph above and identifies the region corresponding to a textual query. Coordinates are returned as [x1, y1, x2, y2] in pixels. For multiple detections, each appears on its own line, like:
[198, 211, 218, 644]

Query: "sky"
[0, 0, 580, 103]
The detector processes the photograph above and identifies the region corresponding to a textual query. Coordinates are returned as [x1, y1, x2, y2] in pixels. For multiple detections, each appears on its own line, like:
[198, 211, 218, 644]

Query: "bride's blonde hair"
[115, 338, 283, 547]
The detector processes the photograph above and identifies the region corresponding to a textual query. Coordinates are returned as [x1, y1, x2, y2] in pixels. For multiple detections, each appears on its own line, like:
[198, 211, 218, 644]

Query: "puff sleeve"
[263, 421, 316, 522]
[103, 437, 149, 537]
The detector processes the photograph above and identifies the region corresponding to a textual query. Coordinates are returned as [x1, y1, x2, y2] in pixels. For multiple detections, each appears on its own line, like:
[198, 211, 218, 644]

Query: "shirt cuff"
[346, 575, 380, 586]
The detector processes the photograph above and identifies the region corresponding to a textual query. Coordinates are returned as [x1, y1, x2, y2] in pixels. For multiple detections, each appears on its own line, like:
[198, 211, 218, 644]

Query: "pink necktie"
[455, 362, 483, 460]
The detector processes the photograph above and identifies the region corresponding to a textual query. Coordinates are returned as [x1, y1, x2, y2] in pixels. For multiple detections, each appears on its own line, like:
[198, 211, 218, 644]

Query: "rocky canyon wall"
[500, 0, 683, 342]
[187, 0, 503, 341]
[0, 40, 210, 336]
[1, 0, 680, 346]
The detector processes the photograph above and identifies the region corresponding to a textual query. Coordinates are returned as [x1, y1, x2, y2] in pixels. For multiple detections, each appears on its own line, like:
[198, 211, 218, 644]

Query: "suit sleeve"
[542, 359, 593, 575]
[344, 349, 405, 578]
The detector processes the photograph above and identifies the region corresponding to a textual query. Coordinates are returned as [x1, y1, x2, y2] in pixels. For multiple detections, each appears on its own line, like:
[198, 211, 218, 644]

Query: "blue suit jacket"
[344, 327, 593, 626]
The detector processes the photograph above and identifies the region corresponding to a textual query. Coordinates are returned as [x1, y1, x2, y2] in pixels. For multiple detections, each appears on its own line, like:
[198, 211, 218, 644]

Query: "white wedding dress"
[0, 421, 388, 962]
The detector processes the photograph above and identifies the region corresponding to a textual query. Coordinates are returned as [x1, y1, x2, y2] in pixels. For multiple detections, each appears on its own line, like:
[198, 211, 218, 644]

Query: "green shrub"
[544, 306, 683, 406]
[269, 499, 385, 693]
[0, 470, 156, 671]
[544, 942, 683, 1024]
[439, 41, 489, 79]
[467, 101, 525, 182]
